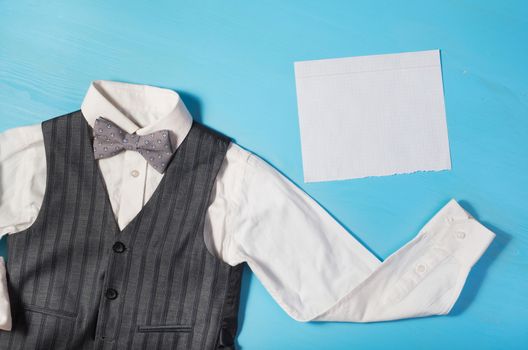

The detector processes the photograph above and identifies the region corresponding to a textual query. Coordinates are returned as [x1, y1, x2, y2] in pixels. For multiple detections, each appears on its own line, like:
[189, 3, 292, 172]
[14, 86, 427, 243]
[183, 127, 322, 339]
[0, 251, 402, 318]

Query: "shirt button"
[131, 169, 140, 177]
[105, 288, 118, 300]
[112, 241, 126, 253]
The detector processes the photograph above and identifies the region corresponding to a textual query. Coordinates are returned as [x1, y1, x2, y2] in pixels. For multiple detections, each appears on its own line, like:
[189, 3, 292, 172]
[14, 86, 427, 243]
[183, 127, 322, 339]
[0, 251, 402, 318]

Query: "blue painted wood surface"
[1, 1, 526, 349]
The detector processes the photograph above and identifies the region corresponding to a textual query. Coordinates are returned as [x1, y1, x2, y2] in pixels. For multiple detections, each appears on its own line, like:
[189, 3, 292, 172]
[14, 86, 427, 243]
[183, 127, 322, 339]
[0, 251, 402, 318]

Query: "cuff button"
[415, 264, 427, 274]
[455, 231, 466, 240]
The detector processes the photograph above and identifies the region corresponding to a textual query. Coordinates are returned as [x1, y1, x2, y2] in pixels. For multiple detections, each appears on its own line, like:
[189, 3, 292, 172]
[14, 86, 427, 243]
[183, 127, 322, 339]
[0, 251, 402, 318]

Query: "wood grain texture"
[0, 0, 527, 349]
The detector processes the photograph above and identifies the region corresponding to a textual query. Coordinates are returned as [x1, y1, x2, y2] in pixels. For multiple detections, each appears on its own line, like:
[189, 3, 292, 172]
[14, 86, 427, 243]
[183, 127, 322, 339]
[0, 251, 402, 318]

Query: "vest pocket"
[137, 324, 193, 333]
[21, 303, 77, 320]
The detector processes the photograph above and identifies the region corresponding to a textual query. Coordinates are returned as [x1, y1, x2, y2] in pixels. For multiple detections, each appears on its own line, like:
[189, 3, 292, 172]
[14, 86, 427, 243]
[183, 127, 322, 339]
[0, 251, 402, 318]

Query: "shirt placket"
[116, 150, 148, 230]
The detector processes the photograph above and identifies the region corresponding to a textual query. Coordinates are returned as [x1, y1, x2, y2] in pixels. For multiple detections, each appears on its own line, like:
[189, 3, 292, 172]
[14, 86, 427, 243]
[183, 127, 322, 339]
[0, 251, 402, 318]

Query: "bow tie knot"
[93, 117, 174, 173]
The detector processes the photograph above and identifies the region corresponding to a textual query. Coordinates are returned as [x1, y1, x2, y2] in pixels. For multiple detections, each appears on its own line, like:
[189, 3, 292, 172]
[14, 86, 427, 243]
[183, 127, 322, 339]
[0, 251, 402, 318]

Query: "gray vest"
[0, 111, 244, 349]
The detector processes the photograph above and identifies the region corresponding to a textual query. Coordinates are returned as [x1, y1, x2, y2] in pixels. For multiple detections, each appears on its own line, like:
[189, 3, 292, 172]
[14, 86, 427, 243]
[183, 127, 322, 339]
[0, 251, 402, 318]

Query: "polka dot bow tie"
[92, 117, 174, 173]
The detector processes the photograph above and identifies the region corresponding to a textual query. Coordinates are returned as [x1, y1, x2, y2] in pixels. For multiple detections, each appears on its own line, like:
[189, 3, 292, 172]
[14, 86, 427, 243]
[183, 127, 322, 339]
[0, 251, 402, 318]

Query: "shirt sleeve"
[0, 124, 46, 236]
[218, 146, 495, 322]
[0, 123, 46, 330]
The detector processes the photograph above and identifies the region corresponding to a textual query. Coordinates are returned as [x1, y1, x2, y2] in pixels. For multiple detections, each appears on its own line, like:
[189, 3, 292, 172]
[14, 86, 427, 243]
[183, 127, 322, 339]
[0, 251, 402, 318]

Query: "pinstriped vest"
[0, 111, 244, 349]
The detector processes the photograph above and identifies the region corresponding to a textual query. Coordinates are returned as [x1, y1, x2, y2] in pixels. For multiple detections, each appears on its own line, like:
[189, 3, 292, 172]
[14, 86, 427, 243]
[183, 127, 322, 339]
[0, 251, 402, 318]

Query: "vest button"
[105, 288, 118, 300]
[112, 241, 126, 253]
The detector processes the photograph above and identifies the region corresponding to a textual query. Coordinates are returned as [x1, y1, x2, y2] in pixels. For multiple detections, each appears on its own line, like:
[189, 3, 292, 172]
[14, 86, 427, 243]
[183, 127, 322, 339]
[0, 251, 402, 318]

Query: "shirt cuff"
[385, 199, 495, 314]
[420, 199, 496, 268]
[0, 257, 12, 331]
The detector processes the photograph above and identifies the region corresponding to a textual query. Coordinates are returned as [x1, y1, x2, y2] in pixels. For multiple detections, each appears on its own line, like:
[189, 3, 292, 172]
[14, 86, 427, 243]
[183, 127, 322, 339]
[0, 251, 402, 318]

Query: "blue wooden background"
[1, 1, 526, 349]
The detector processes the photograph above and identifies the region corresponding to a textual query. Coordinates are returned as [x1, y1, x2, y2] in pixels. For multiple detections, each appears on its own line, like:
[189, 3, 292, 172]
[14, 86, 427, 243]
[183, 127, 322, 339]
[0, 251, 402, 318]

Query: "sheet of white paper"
[294, 49, 451, 182]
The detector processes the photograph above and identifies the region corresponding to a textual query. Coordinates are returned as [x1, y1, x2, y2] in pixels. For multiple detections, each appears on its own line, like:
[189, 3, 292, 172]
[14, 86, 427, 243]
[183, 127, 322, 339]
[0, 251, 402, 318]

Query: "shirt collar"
[80, 80, 193, 150]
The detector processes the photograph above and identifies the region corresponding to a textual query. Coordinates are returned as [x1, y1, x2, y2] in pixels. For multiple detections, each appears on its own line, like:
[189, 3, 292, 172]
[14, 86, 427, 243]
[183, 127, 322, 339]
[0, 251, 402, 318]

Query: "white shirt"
[0, 80, 495, 330]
